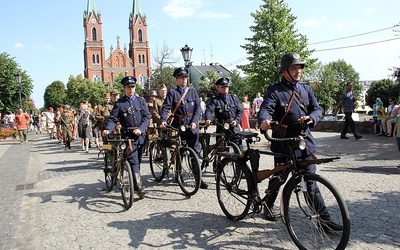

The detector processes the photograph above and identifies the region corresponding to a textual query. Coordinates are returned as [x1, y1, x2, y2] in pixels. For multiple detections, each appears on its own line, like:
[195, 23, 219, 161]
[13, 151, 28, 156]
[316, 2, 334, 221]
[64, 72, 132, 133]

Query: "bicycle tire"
[282, 173, 350, 250]
[199, 139, 208, 171]
[216, 158, 253, 221]
[104, 150, 115, 192]
[176, 147, 201, 196]
[149, 140, 166, 182]
[120, 160, 135, 210]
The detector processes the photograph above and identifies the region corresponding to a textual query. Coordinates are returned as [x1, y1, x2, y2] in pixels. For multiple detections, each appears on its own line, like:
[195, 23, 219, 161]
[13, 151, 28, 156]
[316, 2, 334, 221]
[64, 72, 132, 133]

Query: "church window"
[142, 55, 145, 63]
[92, 54, 96, 64]
[92, 27, 97, 41]
[96, 54, 100, 64]
[93, 75, 101, 82]
[138, 55, 142, 63]
[138, 29, 143, 42]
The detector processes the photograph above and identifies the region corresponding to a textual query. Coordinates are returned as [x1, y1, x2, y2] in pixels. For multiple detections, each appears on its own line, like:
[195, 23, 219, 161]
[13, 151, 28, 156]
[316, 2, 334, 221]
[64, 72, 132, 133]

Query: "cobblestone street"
[0, 130, 399, 249]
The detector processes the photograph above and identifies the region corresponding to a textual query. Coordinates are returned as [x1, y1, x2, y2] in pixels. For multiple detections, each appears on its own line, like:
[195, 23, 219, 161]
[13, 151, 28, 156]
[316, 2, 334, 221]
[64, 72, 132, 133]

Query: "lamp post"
[14, 72, 22, 108]
[180, 44, 193, 84]
[105, 82, 110, 92]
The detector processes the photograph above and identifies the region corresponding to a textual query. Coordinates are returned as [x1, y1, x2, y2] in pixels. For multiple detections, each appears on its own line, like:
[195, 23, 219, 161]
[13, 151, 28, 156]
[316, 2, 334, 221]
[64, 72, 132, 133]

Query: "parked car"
[320, 115, 336, 121]
[335, 113, 360, 121]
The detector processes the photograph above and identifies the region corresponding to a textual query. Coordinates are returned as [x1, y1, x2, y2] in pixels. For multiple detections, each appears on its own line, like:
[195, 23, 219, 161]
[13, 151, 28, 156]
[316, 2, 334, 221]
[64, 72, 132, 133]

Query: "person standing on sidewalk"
[14, 108, 30, 144]
[334, 81, 362, 140]
[102, 76, 150, 198]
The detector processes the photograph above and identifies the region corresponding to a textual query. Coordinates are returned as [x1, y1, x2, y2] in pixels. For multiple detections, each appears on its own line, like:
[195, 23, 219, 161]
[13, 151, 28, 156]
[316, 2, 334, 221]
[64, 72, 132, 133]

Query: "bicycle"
[198, 121, 241, 173]
[101, 133, 138, 210]
[215, 127, 351, 249]
[149, 125, 201, 196]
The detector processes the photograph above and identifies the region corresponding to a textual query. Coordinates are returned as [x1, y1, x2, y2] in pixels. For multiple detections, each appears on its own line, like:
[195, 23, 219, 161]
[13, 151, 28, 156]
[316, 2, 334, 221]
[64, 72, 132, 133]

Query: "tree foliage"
[43, 80, 66, 110]
[0, 52, 34, 114]
[238, 0, 314, 94]
[365, 79, 397, 107]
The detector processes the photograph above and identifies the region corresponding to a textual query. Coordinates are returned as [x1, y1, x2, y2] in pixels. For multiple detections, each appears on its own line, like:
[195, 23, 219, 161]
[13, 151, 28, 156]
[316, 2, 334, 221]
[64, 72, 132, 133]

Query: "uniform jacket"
[205, 93, 244, 133]
[105, 95, 150, 144]
[160, 86, 201, 134]
[152, 97, 164, 126]
[257, 77, 322, 154]
[95, 102, 113, 128]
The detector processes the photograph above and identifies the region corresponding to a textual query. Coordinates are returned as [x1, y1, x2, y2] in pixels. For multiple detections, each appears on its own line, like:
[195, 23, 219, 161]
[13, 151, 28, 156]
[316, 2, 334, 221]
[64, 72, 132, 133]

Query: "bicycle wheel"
[199, 139, 208, 171]
[216, 158, 253, 221]
[149, 140, 166, 182]
[213, 141, 241, 173]
[103, 150, 115, 192]
[176, 147, 201, 196]
[282, 173, 350, 250]
[120, 160, 135, 210]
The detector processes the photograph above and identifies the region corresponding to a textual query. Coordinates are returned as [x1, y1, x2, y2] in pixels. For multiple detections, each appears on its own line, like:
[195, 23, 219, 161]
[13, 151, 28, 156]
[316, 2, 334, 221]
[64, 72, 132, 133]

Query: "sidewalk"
[0, 131, 399, 249]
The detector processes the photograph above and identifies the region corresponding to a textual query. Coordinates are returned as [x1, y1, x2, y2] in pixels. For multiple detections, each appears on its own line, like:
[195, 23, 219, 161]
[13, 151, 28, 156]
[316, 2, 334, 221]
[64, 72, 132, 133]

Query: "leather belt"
[121, 126, 137, 131]
[174, 113, 193, 119]
[218, 118, 234, 124]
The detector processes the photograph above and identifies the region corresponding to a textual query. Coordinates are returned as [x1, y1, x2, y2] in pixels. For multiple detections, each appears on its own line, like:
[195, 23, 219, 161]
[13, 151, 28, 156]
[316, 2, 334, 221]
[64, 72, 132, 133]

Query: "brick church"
[83, 0, 152, 87]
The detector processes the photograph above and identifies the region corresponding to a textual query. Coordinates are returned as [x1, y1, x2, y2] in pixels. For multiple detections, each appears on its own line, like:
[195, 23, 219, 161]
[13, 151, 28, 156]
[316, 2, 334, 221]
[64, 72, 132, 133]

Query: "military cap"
[215, 77, 230, 87]
[121, 76, 137, 87]
[111, 89, 119, 95]
[279, 52, 305, 73]
[173, 67, 189, 78]
[149, 90, 157, 96]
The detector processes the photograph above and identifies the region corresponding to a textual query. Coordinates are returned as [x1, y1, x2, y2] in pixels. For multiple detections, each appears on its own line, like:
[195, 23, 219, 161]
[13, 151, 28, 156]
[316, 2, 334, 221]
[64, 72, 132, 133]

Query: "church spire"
[87, 0, 98, 16]
[132, 0, 143, 18]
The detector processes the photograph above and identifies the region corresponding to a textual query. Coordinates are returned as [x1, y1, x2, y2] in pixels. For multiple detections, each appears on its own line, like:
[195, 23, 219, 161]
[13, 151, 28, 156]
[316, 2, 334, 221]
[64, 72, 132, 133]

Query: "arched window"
[96, 54, 100, 64]
[92, 54, 96, 64]
[142, 55, 145, 64]
[92, 27, 97, 41]
[93, 75, 101, 82]
[138, 29, 143, 42]
[138, 55, 141, 63]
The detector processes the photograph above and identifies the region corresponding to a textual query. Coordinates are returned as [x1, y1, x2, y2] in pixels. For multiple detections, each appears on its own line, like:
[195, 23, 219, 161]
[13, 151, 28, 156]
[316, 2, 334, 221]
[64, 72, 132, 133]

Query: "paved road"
[0, 130, 399, 249]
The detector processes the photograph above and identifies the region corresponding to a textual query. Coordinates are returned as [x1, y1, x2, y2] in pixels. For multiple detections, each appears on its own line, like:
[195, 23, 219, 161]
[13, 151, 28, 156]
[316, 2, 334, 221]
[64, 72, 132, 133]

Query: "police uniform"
[205, 77, 244, 148]
[60, 105, 74, 149]
[160, 67, 207, 189]
[160, 69, 202, 151]
[105, 77, 150, 174]
[257, 52, 324, 221]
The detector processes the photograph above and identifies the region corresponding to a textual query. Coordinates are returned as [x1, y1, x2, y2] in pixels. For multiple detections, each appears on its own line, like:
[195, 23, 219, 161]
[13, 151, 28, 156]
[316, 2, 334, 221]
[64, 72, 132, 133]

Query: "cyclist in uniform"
[204, 77, 244, 150]
[159, 67, 208, 189]
[258, 52, 340, 230]
[102, 76, 150, 198]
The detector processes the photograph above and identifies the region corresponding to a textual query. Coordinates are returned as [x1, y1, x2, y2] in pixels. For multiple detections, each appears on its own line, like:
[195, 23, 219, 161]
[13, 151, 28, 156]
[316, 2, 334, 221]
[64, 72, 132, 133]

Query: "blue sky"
[1, 0, 399, 108]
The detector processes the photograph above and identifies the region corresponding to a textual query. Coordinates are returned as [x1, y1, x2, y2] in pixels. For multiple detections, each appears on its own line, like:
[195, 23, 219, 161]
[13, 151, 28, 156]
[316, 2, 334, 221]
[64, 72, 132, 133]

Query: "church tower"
[83, 0, 152, 87]
[129, 0, 152, 86]
[83, 0, 105, 82]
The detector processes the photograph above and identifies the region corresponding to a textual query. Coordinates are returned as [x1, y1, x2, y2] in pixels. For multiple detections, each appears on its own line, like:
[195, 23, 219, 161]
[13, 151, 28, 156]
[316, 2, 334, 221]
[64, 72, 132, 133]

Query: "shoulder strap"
[171, 87, 190, 116]
[281, 84, 309, 114]
[277, 91, 295, 129]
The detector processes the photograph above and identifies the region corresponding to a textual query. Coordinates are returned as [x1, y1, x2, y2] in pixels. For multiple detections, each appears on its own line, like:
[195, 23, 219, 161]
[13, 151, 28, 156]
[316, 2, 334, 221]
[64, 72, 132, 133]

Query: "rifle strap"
[171, 87, 190, 118]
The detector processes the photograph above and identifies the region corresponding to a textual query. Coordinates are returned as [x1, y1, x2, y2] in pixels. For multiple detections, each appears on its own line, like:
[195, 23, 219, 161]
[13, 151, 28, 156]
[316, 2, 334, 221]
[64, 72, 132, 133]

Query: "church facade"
[83, 0, 151, 87]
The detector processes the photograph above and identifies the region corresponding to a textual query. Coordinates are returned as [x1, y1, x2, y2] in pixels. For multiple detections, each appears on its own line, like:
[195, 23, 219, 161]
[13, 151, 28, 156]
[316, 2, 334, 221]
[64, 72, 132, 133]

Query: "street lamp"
[14, 72, 22, 108]
[180, 44, 193, 84]
[105, 82, 110, 92]
[180, 44, 193, 68]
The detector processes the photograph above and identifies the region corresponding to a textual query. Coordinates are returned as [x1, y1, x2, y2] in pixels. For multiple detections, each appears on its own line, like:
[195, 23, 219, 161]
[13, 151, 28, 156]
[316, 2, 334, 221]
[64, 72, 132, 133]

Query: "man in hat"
[258, 52, 337, 229]
[95, 92, 114, 145]
[153, 84, 168, 127]
[102, 76, 150, 198]
[60, 105, 74, 149]
[205, 77, 244, 150]
[111, 89, 120, 104]
[159, 67, 208, 189]
[145, 90, 158, 154]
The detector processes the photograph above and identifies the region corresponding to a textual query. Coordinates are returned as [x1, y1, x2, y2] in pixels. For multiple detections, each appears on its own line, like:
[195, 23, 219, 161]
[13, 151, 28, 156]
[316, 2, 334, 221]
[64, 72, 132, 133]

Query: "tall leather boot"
[134, 173, 146, 199]
[309, 192, 343, 231]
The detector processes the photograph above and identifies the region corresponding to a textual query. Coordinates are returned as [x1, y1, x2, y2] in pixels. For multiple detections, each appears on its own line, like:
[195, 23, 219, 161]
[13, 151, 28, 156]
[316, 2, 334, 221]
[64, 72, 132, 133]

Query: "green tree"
[0, 52, 34, 113]
[229, 70, 250, 100]
[43, 80, 67, 110]
[366, 79, 396, 107]
[324, 60, 361, 108]
[238, 0, 314, 92]
[150, 66, 176, 90]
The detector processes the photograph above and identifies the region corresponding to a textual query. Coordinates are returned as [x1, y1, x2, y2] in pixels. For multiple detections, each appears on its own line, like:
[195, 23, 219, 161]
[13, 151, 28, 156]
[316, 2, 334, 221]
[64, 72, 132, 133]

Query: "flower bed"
[0, 127, 17, 140]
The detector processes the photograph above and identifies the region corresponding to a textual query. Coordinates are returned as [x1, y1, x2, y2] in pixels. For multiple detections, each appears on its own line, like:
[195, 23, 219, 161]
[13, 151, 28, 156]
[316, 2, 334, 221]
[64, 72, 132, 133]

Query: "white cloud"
[163, 0, 204, 18]
[34, 44, 53, 50]
[334, 20, 360, 29]
[298, 16, 328, 27]
[364, 8, 374, 14]
[198, 11, 232, 19]
[14, 43, 24, 48]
